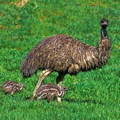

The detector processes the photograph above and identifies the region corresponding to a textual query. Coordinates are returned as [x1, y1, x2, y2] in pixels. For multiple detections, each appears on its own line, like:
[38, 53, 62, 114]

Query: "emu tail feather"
[20, 54, 40, 77]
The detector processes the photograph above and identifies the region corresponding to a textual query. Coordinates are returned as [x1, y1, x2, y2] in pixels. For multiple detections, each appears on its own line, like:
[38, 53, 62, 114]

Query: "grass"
[0, 0, 120, 120]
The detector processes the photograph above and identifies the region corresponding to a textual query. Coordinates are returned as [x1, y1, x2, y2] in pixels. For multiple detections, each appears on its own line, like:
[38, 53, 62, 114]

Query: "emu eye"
[101, 20, 104, 23]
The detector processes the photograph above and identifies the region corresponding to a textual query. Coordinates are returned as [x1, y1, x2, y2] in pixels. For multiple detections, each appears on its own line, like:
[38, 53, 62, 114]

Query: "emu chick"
[36, 83, 67, 103]
[2, 80, 23, 95]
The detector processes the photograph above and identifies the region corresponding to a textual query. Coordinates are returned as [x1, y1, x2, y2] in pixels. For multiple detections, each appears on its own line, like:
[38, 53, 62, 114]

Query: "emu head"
[100, 18, 108, 29]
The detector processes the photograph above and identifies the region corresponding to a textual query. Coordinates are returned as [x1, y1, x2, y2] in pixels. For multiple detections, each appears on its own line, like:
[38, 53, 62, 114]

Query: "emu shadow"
[64, 98, 104, 105]
[25, 97, 104, 105]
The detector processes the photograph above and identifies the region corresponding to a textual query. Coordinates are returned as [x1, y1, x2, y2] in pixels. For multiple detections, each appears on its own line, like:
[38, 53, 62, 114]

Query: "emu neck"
[97, 28, 111, 64]
[101, 28, 107, 38]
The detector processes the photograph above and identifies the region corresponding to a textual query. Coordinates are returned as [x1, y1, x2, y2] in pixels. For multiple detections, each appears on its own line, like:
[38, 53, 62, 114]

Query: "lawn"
[0, 0, 120, 120]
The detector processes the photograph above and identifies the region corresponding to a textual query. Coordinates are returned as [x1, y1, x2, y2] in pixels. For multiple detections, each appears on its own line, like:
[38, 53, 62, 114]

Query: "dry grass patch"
[14, 0, 29, 8]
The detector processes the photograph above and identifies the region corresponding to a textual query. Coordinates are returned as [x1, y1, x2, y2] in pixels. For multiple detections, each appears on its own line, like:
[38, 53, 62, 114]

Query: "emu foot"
[57, 97, 62, 104]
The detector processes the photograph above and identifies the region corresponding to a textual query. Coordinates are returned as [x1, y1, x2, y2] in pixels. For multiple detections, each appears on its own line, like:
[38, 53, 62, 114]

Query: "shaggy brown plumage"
[21, 19, 111, 101]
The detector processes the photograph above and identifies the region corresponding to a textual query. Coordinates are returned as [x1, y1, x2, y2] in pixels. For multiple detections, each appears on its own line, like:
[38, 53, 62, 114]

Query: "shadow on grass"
[64, 98, 104, 105]
[25, 96, 104, 105]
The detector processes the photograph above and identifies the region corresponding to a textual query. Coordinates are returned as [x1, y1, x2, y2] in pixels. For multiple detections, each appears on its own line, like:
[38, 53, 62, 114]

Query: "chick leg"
[47, 94, 55, 103]
[10, 87, 16, 95]
[30, 69, 52, 101]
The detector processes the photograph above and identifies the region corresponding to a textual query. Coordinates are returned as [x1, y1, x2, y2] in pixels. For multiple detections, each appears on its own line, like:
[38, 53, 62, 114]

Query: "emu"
[2, 80, 23, 95]
[36, 83, 67, 103]
[21, 19, 111, 102]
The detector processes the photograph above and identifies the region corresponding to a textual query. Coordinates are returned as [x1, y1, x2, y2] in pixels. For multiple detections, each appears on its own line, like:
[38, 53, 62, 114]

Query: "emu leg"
[30, 69, 52, 101]
[10, 88, 16, 95]
[47, 94, 55, 103]
[10, 91, 15, 95]
[57, 97, 62, 104]
[56, 72, 65, 104]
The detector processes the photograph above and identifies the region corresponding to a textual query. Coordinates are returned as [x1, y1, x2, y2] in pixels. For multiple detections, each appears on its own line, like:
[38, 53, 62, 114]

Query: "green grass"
[0, 0, 120, 120]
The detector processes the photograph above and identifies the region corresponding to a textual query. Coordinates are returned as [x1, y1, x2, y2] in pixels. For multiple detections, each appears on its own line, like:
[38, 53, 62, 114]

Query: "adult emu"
[21, 19, 111, 102]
